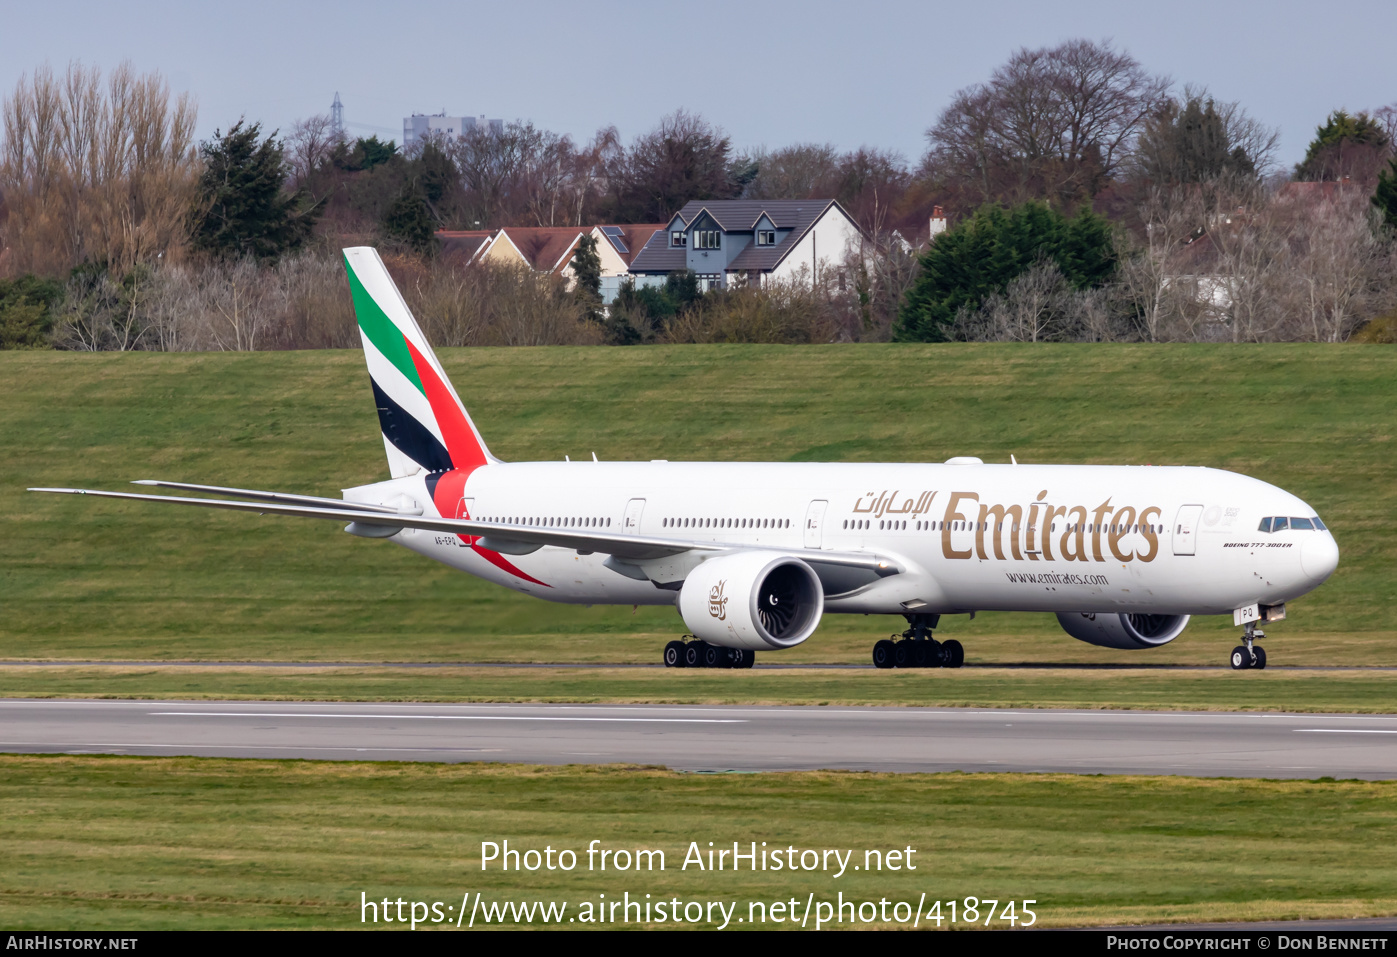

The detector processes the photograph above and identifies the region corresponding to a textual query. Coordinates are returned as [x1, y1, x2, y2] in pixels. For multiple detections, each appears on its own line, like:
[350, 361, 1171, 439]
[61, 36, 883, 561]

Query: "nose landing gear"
[873, 614, 963, 669]
[1230, 621, 1268, 670]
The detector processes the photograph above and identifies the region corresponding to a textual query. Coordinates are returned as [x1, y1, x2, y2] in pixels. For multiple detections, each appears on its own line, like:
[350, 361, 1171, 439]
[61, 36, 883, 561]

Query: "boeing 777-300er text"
[33, 247, 1340, 670]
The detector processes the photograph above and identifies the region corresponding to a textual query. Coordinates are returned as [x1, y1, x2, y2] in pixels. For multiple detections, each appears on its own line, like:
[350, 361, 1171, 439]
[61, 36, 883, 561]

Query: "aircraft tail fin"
[342, 247, 494, 477]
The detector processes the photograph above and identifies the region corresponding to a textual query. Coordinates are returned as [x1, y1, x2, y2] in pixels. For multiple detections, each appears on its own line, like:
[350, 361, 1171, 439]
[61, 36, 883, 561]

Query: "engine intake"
[1056, 612, 1189, 650]
[679, 553, 824, 650]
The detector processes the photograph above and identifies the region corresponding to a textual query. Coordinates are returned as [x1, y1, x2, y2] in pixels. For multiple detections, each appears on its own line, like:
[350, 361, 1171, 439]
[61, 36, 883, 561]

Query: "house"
[435, 223, 667, 302]
[627, 199, 864, 292]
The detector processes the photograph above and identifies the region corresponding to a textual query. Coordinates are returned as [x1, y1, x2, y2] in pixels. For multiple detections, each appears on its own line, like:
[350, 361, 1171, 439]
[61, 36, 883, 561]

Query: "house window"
[694, 230, 721, 250]
[757, 230, 775, 246]
[670, 231, 687, 248]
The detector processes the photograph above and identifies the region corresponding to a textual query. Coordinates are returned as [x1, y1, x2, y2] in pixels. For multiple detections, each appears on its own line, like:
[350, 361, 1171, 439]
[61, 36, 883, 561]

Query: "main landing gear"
[1230, 620, 1268, 670]
[873, 614, 964, 669]
[664, 638, 754, 669]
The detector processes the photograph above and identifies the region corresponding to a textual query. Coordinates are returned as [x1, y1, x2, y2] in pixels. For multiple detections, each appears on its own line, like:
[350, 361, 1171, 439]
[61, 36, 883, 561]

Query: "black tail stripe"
[370, 378, 454, 473]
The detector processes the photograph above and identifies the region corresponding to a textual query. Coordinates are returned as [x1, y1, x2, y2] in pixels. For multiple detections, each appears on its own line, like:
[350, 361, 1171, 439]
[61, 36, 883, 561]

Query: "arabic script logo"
[708, 580, 729, 620]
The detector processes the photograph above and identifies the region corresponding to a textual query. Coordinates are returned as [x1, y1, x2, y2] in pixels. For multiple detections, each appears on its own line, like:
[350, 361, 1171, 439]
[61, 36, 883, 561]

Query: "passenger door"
[455, 497, 474, 547]
[804, 500, 828, 549]
[1173, 504, 1203, 556]
[622, 498, 646, 533]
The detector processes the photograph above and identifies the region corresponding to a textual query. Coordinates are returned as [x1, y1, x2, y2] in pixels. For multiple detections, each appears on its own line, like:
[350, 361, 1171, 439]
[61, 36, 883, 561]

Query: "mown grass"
[3, 664, 1397, 713]
[1, 755, 1394, 930]
[2, 344, 1393, 669]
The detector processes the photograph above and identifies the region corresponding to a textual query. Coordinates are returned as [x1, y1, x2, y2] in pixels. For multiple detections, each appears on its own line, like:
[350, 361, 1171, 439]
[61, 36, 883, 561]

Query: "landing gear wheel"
[701, 644, 725, 669]
[1230, 645, 1251, 670]
[1253, 646, 1267, 670]
[735, 649, 755, 669]
[684, 642, 704, 668]
[872, 639, 895, 669]
[942, 639, 965, 669]
[664, 640, 686, 668]
[910, 642, 929, 668]
[893, 640, 913, 668]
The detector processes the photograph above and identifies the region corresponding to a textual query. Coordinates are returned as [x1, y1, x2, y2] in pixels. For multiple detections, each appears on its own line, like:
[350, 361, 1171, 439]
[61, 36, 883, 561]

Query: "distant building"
[435, 223, 667, 303]
[403, 113, 504, 149]
[627, 199, 864, 292]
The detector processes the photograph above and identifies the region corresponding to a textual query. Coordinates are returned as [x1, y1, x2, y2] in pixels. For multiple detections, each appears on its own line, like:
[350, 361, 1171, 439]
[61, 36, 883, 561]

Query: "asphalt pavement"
[3, 699, 1395, 778]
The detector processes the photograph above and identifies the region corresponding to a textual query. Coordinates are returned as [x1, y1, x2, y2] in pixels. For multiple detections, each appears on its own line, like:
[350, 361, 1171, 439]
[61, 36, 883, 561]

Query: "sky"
[3, 0, 1394, 170]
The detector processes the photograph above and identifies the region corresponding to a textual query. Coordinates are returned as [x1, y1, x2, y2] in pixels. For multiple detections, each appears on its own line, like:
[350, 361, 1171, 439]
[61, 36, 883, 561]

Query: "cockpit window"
[1258, 515, 1326, 532]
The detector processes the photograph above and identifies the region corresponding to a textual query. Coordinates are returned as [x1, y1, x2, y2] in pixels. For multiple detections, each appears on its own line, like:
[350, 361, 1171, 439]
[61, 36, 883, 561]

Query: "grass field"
[1, 754, 1394, 930]
[2, 344, 1393, 675]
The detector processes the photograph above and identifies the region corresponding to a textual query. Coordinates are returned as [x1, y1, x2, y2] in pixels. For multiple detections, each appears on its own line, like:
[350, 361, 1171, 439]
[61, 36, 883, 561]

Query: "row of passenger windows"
[664, 517, 790, 530]
[483, 515, 610, 528]
[845, 519, 1163, 534]
[1259, 516, 1326, 532]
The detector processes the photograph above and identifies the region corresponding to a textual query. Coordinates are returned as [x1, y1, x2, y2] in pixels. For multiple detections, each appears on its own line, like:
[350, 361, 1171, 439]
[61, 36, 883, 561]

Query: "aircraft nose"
[1301, 534, 1339, 582]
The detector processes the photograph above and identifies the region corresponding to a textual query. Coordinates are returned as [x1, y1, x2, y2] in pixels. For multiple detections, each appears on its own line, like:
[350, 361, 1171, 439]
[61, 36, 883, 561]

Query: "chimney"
[929, 205, 947, 240]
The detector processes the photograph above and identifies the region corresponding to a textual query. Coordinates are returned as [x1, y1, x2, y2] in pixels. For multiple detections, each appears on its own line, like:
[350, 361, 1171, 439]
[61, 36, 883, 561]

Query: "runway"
[3, 699, 1396, 778]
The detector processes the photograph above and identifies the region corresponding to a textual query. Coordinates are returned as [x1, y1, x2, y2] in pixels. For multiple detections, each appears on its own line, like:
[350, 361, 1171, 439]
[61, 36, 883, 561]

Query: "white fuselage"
[351, 461, 1338, 619]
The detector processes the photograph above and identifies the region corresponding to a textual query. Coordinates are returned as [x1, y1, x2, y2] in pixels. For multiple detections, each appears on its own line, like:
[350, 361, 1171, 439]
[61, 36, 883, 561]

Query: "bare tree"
[743, 143, 841, 199]
[602, 109, 736, 223]
[1, 60, 197, 276]
[923, 39, 1169, 209]
[285, 113, 341, 189]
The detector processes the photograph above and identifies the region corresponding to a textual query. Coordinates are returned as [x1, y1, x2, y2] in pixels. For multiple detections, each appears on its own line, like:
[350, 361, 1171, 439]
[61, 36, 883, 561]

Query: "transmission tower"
[331, 92, 344, 140]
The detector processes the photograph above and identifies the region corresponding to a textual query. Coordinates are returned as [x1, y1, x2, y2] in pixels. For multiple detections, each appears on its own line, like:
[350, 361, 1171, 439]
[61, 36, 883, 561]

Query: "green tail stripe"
[345, 255, 423, 394]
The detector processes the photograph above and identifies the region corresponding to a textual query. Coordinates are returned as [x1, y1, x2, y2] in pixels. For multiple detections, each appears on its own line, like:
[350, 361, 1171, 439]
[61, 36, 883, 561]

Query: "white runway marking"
[1293, 729, 1397, 734]
[148, 711, 746, 724]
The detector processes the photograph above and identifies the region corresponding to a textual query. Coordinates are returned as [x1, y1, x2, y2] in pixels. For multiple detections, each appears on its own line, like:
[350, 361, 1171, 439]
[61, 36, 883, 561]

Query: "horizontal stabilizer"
[131, 480, 413, 514]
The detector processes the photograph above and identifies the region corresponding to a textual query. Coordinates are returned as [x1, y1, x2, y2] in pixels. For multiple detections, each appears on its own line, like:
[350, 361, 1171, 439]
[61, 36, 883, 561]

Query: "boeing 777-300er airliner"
[34, 247, 1340, 671]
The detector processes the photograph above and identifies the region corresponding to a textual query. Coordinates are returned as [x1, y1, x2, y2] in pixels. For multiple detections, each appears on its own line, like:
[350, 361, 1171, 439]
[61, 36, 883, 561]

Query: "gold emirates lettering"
[941, 491, 1161, 564]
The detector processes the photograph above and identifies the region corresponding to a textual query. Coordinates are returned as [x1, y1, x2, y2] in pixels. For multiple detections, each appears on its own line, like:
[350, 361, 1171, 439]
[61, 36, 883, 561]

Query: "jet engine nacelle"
[1056, 612, 1190, 650]
[679, 552, 824, 650]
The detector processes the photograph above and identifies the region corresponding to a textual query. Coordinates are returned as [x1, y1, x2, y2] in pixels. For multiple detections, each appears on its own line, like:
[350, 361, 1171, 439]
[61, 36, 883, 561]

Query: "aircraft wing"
[30, 485, 903, 579]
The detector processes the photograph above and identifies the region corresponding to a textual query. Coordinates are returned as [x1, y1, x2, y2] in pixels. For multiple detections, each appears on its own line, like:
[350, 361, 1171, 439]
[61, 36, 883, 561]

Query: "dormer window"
[670, 231, 687, 248]
[694, 230, 721, 250]
[757, 230, 775, 246]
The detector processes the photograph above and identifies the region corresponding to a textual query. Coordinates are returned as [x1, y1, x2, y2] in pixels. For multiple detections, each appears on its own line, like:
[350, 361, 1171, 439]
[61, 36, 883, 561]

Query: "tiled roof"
[629, 228, 686, 273]
[496, 227, 588, 272]
[629, 200, 851, 274]
[597, 223, 668, 266]
[436, 230, 494, 261]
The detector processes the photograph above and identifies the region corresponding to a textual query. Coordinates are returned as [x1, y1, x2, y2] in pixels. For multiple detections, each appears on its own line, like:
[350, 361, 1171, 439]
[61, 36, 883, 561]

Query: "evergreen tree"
[1375, 159, 1397, 232]
[190, 120, 317, 262]
[1296, 111, 1389, 181]
[894, 202, 1117, 342]
[381, 182, 437, 253]
[571, 234, 603, 309]
[0, 275, 63, 349]
[1136, 96, 1256, 185]
[353, 135, 398, 170]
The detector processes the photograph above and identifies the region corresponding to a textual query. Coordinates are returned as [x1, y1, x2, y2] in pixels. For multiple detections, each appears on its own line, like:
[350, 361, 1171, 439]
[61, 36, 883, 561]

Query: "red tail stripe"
[474, 546, 551, 587]
[428, 467, 551, 588]
[405, 339, 487, 471]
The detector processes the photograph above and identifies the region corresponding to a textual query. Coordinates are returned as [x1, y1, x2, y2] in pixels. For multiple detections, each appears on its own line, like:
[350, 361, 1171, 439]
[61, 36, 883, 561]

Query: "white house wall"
[767, 209, 862, 287]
